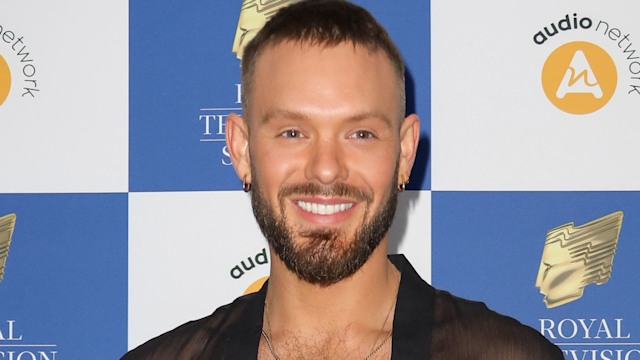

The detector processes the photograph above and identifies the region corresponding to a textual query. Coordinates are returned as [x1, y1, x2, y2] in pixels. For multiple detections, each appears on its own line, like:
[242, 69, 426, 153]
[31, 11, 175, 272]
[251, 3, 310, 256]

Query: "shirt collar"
[389, 254, 434, 358]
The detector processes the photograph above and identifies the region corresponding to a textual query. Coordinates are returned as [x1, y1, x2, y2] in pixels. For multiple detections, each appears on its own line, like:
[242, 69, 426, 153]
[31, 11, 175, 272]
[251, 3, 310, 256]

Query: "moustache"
[278, 182, 372, 203]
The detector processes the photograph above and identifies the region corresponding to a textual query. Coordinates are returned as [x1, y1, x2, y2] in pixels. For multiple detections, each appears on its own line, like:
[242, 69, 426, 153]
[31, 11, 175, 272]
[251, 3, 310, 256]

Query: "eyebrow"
[261, 109, 394, 128]
[261, 109, 310, 124]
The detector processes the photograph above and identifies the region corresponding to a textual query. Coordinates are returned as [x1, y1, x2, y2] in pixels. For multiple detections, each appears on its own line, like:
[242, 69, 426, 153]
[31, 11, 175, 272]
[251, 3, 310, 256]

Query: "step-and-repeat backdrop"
[1, 1, 638, 359]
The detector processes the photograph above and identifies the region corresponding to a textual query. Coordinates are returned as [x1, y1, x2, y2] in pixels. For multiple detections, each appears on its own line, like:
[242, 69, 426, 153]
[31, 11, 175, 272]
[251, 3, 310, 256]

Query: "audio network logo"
[536, 211, 623, 308]
[534, 14, 639, 114]
[0, 213, 17, 283]
[229, 247, 270, 295]
[0, 23, 39, 106]
[0, 54, 10, 106]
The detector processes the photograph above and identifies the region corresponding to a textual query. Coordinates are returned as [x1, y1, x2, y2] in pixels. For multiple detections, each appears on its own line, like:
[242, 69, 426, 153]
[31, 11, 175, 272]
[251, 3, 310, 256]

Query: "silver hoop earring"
[397, 176, 407, 192]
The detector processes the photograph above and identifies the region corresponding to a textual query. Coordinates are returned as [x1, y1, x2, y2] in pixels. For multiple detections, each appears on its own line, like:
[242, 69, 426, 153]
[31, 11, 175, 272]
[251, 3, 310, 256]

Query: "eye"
[281, 129, 303, 138]
[349, 130, 375, 140]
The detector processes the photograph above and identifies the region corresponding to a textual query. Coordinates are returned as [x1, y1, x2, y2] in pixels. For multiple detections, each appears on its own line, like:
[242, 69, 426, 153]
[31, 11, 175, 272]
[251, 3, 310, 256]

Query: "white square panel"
[431, 0, 640, 190]
[0, 0, 128, 193]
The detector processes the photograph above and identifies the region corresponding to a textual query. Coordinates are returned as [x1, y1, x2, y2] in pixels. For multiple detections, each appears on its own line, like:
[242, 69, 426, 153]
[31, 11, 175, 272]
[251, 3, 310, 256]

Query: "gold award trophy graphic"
[0, 213, 17, 283]
[232, 0, 301, 60]
[536, 211, 623, 308]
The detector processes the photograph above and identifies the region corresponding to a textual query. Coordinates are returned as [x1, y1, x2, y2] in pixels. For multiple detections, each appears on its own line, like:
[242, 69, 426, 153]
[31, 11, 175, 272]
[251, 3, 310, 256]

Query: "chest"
[256, 331, 393, 360]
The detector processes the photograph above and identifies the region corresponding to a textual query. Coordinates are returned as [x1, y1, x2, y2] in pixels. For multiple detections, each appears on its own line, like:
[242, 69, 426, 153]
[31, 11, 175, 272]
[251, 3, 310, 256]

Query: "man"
[123, 1, 563, 358]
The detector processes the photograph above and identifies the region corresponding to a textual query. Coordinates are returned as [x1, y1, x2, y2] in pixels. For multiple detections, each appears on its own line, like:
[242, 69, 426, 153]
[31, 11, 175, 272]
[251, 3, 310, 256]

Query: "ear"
[398, 114, 420, 183]
[226, 113, 251, 182]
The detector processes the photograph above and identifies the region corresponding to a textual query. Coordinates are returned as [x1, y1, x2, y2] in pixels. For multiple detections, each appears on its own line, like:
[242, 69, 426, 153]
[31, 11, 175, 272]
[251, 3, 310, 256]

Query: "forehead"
[249, 41, 400, 123]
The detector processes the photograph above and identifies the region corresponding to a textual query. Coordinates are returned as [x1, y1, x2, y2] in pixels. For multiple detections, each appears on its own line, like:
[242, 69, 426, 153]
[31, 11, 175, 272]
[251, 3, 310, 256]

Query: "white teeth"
[297, 201, 353, 215]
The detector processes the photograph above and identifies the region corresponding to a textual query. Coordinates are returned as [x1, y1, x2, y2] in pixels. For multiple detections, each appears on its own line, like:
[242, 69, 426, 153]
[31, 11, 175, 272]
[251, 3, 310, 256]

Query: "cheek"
[345, 156, 397, 213]
[372, 164, 398, 199]
[349, 148, 398, 183]
[250, 141, 299, 197]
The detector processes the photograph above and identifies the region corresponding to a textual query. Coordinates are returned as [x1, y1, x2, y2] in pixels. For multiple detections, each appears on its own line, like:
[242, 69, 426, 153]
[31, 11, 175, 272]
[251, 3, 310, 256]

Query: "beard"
[250, 169, 399, 286]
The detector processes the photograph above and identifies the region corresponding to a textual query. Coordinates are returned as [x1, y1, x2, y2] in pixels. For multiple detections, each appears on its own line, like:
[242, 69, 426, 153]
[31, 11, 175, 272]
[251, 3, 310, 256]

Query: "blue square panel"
[0, 193, 128, 359]
[432, 191, 640, 354]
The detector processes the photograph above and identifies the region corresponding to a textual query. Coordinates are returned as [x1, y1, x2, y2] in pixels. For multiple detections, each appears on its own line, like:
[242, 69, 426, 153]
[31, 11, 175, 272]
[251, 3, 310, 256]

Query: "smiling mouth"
[296, 201, 354, 215]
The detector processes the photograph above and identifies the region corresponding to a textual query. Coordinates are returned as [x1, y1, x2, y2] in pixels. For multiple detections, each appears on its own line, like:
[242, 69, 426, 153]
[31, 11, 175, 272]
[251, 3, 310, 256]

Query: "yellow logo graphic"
[0, 55, 11, 106]
[244, 276, 268, 295]
[536, 211, 623, 308]
[0, 213, 17, 283]
[232, 0, 301, 60]
[542, 41, 617, 114]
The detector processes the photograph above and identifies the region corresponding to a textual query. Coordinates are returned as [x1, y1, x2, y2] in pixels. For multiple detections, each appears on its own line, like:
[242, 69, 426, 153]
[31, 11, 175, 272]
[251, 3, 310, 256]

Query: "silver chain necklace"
[261, 269, 400, 360]
[260, 328, 392, 360]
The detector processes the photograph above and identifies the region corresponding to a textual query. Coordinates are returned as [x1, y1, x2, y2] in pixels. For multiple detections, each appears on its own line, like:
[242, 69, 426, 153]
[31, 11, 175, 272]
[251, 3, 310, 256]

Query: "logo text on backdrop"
[539, 317, 639, 359]
[229, 247, 268, 280]
[0, 24, 39, 106]
[228, 248, 270, 295]
[199, 1, 302, 167]
[0, 320, 58, 359]
[535, 14, 639, 114]
[199, 84, 242, 166]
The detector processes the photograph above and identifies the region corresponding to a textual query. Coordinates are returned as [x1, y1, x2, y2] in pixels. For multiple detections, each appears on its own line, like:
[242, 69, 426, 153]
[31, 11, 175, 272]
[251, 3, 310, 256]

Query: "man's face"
[245, 42, 408, 285]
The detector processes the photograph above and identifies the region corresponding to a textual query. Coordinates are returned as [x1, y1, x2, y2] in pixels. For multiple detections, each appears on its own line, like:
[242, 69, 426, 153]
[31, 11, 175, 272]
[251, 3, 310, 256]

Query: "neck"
[265, 241, 399, 334]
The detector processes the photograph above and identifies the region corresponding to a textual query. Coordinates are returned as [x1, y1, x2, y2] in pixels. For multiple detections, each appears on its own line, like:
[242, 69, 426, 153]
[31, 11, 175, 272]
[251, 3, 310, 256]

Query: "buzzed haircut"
[240, 0, 406, 119]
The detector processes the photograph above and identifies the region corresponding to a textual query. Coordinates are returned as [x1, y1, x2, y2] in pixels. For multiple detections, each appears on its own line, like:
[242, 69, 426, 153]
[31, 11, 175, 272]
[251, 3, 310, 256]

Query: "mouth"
[296, 200, 354, 215]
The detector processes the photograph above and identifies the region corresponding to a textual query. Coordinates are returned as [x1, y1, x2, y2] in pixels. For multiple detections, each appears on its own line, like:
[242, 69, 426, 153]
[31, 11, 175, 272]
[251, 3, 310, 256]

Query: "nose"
[304, 137, 348, 185]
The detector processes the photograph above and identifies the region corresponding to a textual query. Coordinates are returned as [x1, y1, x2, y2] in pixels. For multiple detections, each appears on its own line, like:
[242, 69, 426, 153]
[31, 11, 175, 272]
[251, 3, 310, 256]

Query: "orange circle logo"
[542, 41, 617, 115]
[243, 276, 268, 295]
[0, 55, 11, 106]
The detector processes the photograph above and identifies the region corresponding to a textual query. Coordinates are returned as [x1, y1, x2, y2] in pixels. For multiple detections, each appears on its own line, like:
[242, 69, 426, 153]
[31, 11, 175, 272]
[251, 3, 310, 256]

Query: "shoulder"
[431, 290, 564, 360]
[120, 292, 261, 360]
